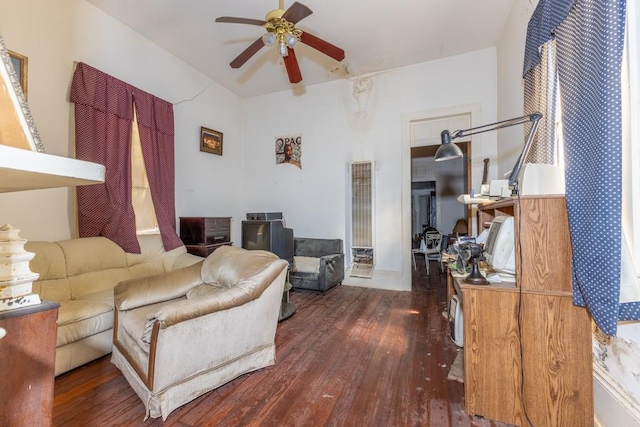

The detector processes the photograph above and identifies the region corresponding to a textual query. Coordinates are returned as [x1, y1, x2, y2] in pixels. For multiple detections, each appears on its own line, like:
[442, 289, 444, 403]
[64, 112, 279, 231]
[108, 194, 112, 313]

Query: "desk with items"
[442, 195, 593, 427]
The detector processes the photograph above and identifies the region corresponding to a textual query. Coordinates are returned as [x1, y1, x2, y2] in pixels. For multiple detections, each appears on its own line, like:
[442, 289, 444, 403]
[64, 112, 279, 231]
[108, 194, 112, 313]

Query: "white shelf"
[0, 145, 105, 193]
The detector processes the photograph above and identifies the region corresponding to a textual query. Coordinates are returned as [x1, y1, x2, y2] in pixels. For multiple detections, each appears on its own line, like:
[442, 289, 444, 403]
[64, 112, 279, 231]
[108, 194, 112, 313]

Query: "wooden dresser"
[456, 195, 593, 426]
[179, 217, 232, 257]
[0, 301, 59, 426]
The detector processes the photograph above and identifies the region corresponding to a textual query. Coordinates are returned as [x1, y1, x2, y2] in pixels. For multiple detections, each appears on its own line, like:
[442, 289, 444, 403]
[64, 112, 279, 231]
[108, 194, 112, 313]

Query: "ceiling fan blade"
[283, 49, 302, 83]
[215, 16, 267, 26]
[300, 32, 345, 62]
[282, 2, 313, 24]
[230, 38, 265, 69]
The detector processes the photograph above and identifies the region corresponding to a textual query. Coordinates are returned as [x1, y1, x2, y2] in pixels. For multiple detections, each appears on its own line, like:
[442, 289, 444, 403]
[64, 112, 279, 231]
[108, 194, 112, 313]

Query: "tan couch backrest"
[25, 241, 71, 301]
[26, 234, 200, 302]
[58, 237, 127, 276]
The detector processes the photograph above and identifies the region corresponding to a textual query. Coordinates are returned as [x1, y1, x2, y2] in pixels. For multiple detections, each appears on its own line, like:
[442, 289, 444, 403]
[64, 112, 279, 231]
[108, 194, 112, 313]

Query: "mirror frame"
[0, 34, 45, 153]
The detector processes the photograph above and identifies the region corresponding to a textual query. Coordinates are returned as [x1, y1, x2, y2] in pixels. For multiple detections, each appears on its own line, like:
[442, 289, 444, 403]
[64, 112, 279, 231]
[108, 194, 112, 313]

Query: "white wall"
[0, 0, 245, 244]
[496, 0, 537, 178]
[244, 49, 497, 290]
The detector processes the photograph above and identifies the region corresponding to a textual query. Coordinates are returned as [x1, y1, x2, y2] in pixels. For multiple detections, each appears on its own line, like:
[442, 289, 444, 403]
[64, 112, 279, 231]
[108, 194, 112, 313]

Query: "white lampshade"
[284, 32, 297, 48]
[262, 33, 276, 47]
[279, 41, 288, 57]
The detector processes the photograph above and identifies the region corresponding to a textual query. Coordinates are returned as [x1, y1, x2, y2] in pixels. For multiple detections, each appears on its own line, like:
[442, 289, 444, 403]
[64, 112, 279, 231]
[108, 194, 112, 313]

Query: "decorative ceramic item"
[0, 224, 40, 310]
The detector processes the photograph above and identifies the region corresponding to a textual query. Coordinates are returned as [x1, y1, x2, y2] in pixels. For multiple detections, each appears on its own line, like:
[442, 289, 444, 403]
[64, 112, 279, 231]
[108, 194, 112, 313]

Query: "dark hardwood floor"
[53, 260, 512, 426]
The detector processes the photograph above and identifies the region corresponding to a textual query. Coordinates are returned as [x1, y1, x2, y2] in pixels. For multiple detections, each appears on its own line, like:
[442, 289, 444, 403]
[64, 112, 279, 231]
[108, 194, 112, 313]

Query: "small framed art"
[8, 49, 28, 99]
[200, 127, 223, 156]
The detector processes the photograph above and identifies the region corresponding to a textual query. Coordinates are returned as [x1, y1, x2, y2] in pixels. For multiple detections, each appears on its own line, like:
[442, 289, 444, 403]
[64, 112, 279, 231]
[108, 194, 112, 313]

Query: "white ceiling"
[85, 0, 516, 99]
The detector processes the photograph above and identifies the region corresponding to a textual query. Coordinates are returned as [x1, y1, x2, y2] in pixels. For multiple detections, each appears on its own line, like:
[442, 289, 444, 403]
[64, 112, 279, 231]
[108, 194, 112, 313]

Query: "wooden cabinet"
[459, 196, 592, 426]
[179, 217, 232, 257]
[0, 301, 59, 427]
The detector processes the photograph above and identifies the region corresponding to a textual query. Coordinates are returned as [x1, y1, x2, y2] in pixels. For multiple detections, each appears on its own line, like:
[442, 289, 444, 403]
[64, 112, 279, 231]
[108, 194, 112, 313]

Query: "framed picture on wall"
[8, 50, 27, 99]
[0, 36, 43, 152]
[200, 127, 223, 155]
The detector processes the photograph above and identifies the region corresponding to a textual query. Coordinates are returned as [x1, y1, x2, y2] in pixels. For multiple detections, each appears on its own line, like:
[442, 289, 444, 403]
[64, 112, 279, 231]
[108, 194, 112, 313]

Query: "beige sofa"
[25, 234, 203, 376]
[111, 245, 288, 420]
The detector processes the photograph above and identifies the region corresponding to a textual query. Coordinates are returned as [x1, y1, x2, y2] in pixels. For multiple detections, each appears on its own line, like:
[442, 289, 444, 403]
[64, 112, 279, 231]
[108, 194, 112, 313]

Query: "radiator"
[351, 161, 374, 273]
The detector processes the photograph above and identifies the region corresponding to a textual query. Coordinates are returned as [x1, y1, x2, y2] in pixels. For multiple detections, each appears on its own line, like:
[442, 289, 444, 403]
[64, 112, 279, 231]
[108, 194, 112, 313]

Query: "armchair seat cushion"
[293, 256, 320, 274]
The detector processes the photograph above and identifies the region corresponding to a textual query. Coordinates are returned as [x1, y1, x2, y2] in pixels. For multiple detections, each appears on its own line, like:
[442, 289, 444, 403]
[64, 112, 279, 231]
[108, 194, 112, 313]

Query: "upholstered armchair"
[111, 246, 288, 421]
[290, 238, 345, 294]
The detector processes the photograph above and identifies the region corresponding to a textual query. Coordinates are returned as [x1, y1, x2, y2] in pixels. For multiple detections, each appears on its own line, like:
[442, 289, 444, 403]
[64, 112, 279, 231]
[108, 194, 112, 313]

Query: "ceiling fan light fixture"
[262, 33, 276, 47]
[284, 32, 297, 48]
[279, 41, 289, 57]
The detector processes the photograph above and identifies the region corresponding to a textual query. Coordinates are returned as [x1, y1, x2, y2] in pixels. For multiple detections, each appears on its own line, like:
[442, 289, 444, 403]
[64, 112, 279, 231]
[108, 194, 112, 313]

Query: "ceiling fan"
[215, 1, 345, 84]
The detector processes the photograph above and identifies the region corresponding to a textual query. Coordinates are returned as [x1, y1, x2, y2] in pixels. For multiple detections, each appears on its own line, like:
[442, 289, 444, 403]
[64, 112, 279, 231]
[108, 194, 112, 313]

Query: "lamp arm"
[441, 112, 543, 195]
[507, 112, 542, 191]
[449, 113, 542, 141]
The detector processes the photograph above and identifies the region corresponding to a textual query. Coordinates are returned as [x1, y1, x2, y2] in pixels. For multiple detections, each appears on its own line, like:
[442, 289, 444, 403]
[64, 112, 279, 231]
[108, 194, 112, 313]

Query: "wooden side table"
[0, 301, 59, 426]
[185, 242, 232, 257]
[180, 217, 232, 257]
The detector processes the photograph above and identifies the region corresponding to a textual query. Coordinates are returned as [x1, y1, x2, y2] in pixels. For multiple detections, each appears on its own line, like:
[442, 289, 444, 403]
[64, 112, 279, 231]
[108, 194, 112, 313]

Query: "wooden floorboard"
[53, 259, 514, 426]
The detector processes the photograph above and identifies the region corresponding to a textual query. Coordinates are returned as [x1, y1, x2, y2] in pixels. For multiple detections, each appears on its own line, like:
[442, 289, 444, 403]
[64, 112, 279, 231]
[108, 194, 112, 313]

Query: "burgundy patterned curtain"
[70, 62, 181, 253]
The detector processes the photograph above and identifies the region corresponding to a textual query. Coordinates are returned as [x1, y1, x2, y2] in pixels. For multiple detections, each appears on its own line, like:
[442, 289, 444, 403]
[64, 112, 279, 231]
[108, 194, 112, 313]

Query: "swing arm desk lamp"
[435, 112, 542, 196]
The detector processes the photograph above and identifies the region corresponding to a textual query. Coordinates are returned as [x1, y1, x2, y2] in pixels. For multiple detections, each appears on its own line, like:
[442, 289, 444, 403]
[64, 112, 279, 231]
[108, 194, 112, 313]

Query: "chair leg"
[425, 258, 429, 275]
[412, 252, 417, 270]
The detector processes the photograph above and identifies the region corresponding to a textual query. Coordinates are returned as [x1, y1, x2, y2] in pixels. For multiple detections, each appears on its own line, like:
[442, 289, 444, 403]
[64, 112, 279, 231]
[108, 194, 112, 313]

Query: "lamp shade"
[434, 141, 463, 161]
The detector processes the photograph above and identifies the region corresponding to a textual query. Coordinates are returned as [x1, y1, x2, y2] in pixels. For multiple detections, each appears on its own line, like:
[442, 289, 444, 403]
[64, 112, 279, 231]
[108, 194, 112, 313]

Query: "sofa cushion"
[58, 237, 128, 277]
[293, 256, 320, 274]
[31, 277, 72, 303]
[126, 233, 166, 265]
[56, 299, 113, 346]
[127, 234, 195, 272]
[68, 268, 132, 299]
[201, 246, 278, 288]
[58, 298, 112, 326]
[128, 261, 166, 280]
[82, 288, 116, 307]
[24, 241, 67, 281]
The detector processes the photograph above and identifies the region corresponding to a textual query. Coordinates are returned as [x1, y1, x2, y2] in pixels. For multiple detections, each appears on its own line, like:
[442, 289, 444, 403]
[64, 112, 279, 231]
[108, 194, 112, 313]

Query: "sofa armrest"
[171, 252, 205, 270]
[145, 259, 287, 329]
[319, 253, 345, 288]
[115, 261, 203, 311]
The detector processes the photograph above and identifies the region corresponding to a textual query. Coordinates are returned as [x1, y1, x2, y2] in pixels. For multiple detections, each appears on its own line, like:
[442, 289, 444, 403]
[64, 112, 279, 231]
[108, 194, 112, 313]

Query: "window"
[131, 108, 159, 234]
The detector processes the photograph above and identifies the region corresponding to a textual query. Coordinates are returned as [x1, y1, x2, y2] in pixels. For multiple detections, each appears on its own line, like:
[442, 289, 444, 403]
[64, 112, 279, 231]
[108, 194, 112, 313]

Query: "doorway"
[401, 105, 480, 290]
[410, 144, 470, 238]
[411, 181, 436, 244]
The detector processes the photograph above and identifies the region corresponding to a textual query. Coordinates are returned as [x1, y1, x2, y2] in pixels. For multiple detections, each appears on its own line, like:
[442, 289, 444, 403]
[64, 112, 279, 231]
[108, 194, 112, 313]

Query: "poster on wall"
[275, 134, 301, 169]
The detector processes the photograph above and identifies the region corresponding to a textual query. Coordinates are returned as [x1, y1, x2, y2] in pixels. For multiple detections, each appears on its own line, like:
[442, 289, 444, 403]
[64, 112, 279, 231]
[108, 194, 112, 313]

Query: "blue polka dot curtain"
[524, 0, 629, 336]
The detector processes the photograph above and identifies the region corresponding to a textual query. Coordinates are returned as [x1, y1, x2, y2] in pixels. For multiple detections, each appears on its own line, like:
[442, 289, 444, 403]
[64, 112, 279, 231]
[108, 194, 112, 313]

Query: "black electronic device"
[246, 212, 283, 221]
[461, 242, 488, 285]
[241, 220, 293, 262]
